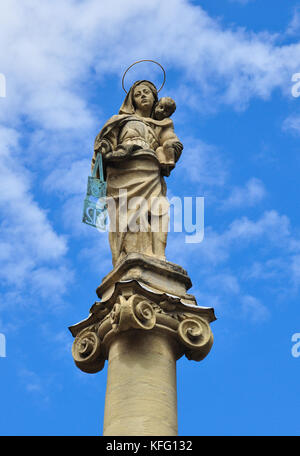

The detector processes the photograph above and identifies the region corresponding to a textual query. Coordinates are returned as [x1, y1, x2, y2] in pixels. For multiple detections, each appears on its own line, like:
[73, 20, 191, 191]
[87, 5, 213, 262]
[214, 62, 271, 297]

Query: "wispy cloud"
[0, 126, 72, 310]
[178, 138, 228, 197]
[240, 295, 269, 322]
[192, 210, 291, 267]
[167, 207, 299, 321]
[290, 255, 300, 288]
[19, 369, 44, 394]
[44, 159, 91, 197]
[282, 113, 300, 135]
[287, 7, 300, 37]
[17, 367, 62, 404]
[221, 178, 267, 210]
[0, 0, 300, 127]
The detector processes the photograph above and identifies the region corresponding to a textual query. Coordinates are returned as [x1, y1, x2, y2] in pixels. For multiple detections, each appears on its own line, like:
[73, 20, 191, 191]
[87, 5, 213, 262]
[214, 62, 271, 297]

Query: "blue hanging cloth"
[82, 153, 108, 230]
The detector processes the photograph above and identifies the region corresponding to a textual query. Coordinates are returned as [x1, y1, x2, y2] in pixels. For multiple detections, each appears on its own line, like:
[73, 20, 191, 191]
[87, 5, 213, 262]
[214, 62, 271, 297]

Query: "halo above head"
[122, 60, 166, 94]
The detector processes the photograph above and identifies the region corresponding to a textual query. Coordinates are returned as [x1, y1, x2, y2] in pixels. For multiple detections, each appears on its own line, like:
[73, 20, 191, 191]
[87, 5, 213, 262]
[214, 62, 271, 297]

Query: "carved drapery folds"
[70, 280, 215, 374]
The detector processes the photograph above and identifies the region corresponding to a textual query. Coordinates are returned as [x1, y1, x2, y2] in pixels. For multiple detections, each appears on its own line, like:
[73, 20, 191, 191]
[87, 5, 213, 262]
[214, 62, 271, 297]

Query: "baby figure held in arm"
[154, 97, 179, 176]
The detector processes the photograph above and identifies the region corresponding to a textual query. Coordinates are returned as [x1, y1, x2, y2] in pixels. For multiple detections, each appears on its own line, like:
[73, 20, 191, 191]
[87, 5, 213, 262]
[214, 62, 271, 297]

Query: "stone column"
[69, 254, 216, 436]
[103, 330, 178, 436]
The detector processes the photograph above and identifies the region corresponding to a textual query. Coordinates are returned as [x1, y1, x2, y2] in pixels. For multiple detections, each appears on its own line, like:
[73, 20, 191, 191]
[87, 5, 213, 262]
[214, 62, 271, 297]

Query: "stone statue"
[91, 80, 183, 266]
[70, 71, 216, 436]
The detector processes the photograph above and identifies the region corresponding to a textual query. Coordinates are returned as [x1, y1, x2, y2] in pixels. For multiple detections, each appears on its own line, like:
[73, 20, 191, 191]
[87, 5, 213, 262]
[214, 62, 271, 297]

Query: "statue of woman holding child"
[91, 78, 183, 267]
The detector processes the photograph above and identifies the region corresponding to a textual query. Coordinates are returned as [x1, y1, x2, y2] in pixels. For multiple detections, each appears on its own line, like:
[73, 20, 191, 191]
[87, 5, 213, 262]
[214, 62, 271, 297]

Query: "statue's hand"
[95, 139, 111, 156]
[106, 150, 128, 161]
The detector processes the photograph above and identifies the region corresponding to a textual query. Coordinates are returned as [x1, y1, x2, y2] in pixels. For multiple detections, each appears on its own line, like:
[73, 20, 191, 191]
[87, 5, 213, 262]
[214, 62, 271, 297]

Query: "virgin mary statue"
[91, 80, 183, 267]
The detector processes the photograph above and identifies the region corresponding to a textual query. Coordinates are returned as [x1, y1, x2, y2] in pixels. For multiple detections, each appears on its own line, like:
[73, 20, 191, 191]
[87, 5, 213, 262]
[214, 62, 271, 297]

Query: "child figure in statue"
[154, 96, 176, 121]
[154, 97, 178, 176]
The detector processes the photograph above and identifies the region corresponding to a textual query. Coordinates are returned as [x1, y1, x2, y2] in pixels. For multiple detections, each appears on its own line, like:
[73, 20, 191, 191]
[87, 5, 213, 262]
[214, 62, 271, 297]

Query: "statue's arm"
[92, 115, 135, 168]
[159, 122, 183, 163]
[94, 115, 125, 156]
[94, 134, 113, 156]
[91, 118, 120, 173]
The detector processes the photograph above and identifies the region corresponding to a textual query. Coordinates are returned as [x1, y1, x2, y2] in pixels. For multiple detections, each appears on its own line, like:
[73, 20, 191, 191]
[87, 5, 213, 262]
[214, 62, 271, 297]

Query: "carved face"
[154, 102, 165, 120]
[154, 97, 176, 120]
[133, 84, 155, 112]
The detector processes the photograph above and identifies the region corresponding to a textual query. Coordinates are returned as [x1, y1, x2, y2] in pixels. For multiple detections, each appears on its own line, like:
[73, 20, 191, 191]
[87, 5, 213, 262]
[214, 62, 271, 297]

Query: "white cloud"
[287, 7, 300, 37]
[18, 368, 44, 394]
[30, 266, 74, 300]
[290, 255, 300, 287]
[205, 273, 240, 295]
[193, 210, 291, 267]
[18, 367, 59, 403]
[187, 268, 269, 322]
[221, 178, 266, 210]
[240, 295, 269, 322]
[244, 258, 286, 281]
[44, 159, 91, 197]
[282, 114, 300, 135]
[226, 210, 290, 242]
[39, 325, 73, 360]
[0, 126, 71, 306]
[0, 0, 299, 130]
[178, 138, 228, 196]
[167, 208, 299, 321]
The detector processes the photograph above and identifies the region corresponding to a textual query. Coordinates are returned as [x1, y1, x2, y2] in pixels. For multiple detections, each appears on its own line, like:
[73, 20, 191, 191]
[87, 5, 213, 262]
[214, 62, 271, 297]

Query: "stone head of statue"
[119, 80, 158, 118]
[154, 96, 176, 120]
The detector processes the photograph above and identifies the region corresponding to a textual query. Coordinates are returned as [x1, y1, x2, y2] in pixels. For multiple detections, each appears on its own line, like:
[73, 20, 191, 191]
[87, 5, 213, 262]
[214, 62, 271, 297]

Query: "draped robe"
[91, 81, 182, 266]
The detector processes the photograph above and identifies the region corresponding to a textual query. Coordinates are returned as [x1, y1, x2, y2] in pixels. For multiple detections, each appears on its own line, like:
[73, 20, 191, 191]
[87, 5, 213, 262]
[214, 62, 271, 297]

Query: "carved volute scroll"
[177, 316, 214, 361]
[72, 328, 105, 374]
[110, 294, 156, 333]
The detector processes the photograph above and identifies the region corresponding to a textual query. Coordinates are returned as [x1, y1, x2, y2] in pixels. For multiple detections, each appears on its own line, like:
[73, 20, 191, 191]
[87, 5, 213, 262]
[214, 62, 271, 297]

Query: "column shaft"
[103, 329, 178, 436]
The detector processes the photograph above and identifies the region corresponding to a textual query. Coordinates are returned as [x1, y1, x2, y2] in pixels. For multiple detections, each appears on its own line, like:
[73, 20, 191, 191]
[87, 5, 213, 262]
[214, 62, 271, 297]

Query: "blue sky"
[0, 0, 300, 436]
